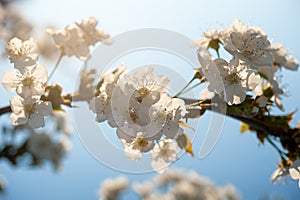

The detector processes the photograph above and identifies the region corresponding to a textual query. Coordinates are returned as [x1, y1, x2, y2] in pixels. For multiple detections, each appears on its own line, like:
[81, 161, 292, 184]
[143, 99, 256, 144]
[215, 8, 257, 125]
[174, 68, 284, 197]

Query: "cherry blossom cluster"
[196, 19, 300, 188]
[47, 17, 110, 60]
[90, 65, 188, 172]
[2, 37, 53, 128]
[196, 19, 298, 107]
[99, 169, 240, 200]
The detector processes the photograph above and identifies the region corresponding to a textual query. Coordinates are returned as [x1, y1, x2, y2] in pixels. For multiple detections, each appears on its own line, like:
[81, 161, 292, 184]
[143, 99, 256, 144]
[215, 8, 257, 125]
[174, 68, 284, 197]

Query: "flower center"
[129, 109, 138, 123]
[24, 104, 35, 116]
[133, 136, 150, 150]
[22, 77, 34, 87]
[225, 73, 239, 83]
[137, 87, 149, 97]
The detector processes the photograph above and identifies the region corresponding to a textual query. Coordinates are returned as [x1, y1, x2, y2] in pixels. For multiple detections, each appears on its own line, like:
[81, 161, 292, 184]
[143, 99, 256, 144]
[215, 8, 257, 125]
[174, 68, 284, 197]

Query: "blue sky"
[1, 0, 300, 199]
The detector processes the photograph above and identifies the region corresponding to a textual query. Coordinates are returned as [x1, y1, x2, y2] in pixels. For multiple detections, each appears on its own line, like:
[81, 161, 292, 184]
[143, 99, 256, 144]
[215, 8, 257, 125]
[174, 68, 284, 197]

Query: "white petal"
[29, 113, 45, 128]
[289, 168, 300, 180]
[1, 69, 21, 91]
[224, 84, 246, 105]
[36, 101, 53, 116]
[247, 72, 261, 90]
[10, 96, 24, 114]
[10, 112, 28, 125]
[32, 64, 48, 83]
[151, 160, 168, 173]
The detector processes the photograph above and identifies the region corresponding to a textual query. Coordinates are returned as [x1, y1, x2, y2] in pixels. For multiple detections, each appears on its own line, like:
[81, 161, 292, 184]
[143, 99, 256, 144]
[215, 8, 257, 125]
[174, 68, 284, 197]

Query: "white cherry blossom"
[151, 139, 179, 173]
[271, 43, 299, 71]
[10, 96, 52, 128]
[89, 65, 128, 125]
[118, 66, 170, 106]
[271, 159, 300, 188]
[204, 57, 260, 105]
[194, 29, 222, 49]
[76, 17, 111, 45]
[1, 63, 48, 98]
[48, 25, 89, 60]
[289, 159, 300, 188]
[150, 93, 187, 139]
[227, 31, 273, 68]
[6, 37, 38, 70]
[120, 132, 154, 161]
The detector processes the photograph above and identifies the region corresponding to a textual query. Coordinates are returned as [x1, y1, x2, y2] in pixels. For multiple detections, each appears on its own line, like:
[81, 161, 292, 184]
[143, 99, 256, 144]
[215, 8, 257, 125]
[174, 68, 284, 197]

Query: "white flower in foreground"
[2, 63, 48, 97]
[10, 96, 52, 128]
[99, 177, 128, 200]
[194, 29, 222, 49]
[289, 159, 300, 188]
[48, 25, 89, 60]
[89, 65, 128, 124]
[271, 167, 289, 184]
[118, 66, 170, 105]
[76, 17, 111, 45]
[151, 139, 179, 173]
[197, 46, 213, 68]
[6, 37, 38, 70]
[257, 66, 284, 110]
[120, 132, 154, 161]
[150, 93, 187, 138]
[271, 43, 299, 71]
[224, 22, 273, 68]
[204, 57, 260, 105]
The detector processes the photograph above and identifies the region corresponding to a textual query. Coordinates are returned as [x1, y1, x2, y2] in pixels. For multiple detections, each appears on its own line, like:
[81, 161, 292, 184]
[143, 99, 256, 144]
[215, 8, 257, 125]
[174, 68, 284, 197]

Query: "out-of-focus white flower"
[37, 30, 59, 59]
[76, 17, 111, 45]
[27, 133, 70, 170]
[6, 37, 38, 70]
[48, 17, 110, 60]
[133, 181, 153, 198]
[203, 57, 260, 105]
[118, 66, 170, 106]
[10, 96, 52, 128]
[271, 43, 299, 71]
[132, 169, 241, 200]
[2, 63, 48, 98]
[218, 184, 241, 200]
[51, 110, 72, 135]
[151, 139, 179, 173]
[0, 4, 32, 42]
[99, 177, 128, 200]
[48, 25, 89, 60]
[289, 159, 300, 188]
[27, 133, 53, 160]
